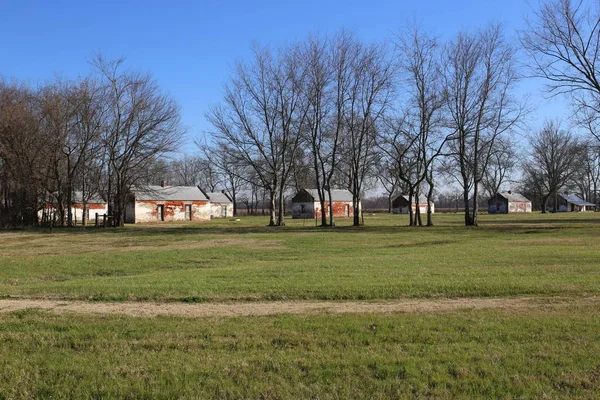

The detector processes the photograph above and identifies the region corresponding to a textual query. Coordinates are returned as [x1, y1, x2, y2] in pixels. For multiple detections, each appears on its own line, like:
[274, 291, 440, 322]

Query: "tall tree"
[443, 25, 523, 226]
[523, 121, 582, 212]
[344, 41, 394, 226]
[395, 25, 448, 226]
[207, 44, 309, 226]
[95, 56, 183, 226]
[522, 0, 600, 141]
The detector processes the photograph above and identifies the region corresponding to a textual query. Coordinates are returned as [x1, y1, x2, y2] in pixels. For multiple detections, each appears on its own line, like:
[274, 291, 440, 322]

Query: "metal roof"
[206, 192, 232, 203]
[134, 186, 208, 201]
[302, 189, 354, 202]
[497, 192, 531, 203]
[559, 193, 596, 207]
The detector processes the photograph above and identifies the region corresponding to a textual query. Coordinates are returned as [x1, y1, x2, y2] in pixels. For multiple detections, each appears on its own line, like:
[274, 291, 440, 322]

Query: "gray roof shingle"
[302, 189, 354, 202]
[206, 192, 232, 203]
[559, 193, 596, 207]
[498, 192, 531, 203]
[134, 186, 208, 201]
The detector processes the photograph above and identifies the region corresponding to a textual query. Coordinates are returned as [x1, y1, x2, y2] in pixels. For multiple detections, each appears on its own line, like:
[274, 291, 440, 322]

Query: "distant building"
[392, 195, 435, 214]
[291, 189, 357, 219]
[39, 191, 107, 225]
[204, 190, 234, 218]
[556, 193, 596, 212]
[488, 192, 532, 214]
[125, 185, 211, 223]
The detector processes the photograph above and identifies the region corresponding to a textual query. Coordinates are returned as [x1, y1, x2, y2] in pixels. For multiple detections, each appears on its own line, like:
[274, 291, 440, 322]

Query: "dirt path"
[0, 296, 595, 318]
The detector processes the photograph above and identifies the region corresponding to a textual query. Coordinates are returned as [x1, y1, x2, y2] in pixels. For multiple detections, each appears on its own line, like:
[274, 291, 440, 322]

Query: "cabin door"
[157, 205, 164, 221]
[345, 204, 350, 217]
[185, 204, 192, 220]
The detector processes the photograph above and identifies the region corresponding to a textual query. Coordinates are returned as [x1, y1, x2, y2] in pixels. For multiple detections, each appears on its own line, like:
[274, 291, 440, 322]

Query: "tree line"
[2, 0, 600, 228]
[0, 56, 183, 227]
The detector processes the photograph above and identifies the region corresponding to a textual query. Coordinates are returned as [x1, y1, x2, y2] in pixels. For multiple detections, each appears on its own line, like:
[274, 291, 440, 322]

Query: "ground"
[1, 213, 599, 398]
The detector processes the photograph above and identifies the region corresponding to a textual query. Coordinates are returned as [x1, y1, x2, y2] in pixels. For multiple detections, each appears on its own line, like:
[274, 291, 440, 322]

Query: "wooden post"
[95, 213, 99, 227]
[102, 214, 107, 228]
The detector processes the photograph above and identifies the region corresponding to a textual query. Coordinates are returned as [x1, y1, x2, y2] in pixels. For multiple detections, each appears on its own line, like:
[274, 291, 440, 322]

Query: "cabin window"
[157, 205, 164, 221]
[300, 204, 306, 213]
[185, 204, 192, 220]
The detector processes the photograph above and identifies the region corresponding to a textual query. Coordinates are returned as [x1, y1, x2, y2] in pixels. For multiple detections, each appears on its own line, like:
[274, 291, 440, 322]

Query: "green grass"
[2, 213, 600, 398]
[1, 212, 599, 301]
[1, 305, 599, 399]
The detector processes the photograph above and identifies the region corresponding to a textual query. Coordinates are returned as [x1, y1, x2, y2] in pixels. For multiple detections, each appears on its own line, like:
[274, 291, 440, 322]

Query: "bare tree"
[94, 56, 183, 226]
[443, 25, 523, 226]
[301, 32, 361, 226]
[0, 82, 46, 226]
[344, 42, 394, 226]
[200, 142, 247, 216]
[395, 25, 448, 226]
[207, 44, 309, 226]
[523, 120, 582, 212]
[521, 0, 600, 121]
[481, 137, 518, 197]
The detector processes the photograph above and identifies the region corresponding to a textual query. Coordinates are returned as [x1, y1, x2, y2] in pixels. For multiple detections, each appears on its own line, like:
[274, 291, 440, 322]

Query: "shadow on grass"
[8, 213, 600, 238]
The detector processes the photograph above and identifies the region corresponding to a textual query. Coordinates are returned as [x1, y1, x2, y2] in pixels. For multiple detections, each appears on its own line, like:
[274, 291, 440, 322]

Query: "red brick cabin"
[125, 185, 211, 223]
[291, 189, 358, 219]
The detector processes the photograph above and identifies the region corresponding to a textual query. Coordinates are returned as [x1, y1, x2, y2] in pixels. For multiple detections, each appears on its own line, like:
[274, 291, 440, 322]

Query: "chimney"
[161, 180, 167, 188]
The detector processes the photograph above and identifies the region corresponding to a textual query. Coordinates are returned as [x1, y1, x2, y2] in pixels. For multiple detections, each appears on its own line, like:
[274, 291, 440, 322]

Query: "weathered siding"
[489, 197, 531, 214]
[38, 203, 108, 224]
[508, 201, 532, 213]
[134, 200, 210, 223]
[292, 201, 354, 219]
[209, 202, 233, 218]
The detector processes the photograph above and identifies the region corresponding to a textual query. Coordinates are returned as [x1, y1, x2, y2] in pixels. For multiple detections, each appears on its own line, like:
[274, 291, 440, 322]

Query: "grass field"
[1, 212, 599, 398]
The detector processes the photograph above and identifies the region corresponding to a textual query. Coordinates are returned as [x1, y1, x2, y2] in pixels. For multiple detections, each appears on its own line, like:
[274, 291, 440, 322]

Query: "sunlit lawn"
[0, 212, 599, 301]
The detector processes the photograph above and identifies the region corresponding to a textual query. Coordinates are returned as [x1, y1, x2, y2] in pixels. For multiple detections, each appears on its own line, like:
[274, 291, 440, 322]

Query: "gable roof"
[496, 192, 531, 203]
[299, 189, 354, 202]
[559, 193, 596, 207]
[133, 186, 208, 201]
[206, 192, 232, 203]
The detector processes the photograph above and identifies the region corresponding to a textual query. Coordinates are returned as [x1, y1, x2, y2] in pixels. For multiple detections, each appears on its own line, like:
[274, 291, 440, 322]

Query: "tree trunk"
[327, 187, 335, 227]
[276, 188, 285, 226]
[268, 190, 276, 226]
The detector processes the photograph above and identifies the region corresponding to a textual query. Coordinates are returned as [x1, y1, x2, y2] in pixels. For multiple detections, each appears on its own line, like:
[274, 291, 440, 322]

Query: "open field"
[1, 213, 600, 302]
[1, 212, 600, 398]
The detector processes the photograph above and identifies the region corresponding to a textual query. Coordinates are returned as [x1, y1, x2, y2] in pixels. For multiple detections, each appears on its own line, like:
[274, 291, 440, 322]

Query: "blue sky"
[1, 0, 568, 152]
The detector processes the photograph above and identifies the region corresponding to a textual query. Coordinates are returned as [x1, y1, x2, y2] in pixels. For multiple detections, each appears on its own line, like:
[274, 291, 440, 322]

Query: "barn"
[488, 191, 532, 214]
[125, 185, 211, 223]
[204, 190, 234, 218]
[392, 195, 435, 214]
[291, 189, 357, 219]
[39, 191, 107, 225]
[556, 193, 596, 212]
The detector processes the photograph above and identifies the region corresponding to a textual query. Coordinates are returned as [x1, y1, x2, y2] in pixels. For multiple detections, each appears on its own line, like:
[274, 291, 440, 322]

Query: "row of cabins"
[40, 186, 234, 224]
[41, 187, 596, 224]
[488, 191, 596, 213]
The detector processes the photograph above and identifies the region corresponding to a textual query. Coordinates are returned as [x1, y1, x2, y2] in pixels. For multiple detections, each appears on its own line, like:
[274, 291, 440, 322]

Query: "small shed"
[557, 193, 596, 212]
[488, 192, 532, 214]
[125, 185, 211, 223]
[291, 189, 357, 219]
[392, 195, 434, 214]
[204, 190, 234, 218]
